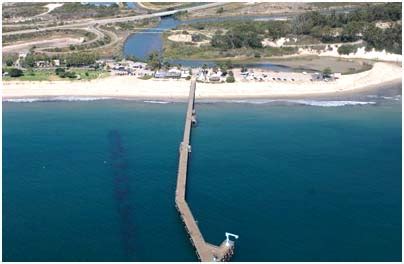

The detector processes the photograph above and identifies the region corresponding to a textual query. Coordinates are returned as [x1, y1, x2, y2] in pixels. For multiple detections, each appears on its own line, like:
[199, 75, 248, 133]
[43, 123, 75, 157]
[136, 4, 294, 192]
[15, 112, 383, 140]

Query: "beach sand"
[2, 62, 402, 100]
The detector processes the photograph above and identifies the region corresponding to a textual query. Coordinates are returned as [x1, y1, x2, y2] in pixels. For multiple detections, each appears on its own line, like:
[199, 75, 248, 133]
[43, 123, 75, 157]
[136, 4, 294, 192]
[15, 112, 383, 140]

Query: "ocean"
[3, 87, 402, 261]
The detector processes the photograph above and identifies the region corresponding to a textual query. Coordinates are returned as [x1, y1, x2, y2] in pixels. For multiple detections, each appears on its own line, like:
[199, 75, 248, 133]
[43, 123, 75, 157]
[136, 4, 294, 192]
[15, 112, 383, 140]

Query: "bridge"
[2, 3, 226, 36]
[175, 79, 238, 262]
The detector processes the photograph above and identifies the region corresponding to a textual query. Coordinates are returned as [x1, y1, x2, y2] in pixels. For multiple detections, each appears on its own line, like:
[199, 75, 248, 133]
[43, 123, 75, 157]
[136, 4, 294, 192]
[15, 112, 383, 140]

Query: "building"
[53, 59, 60, 67]
[35, 61, 50, 68]
[332, 72, 342, 80]
[209, 76, 221, 82]
[154, 71, 167, 78]
[138, 69, 154, 77]
[166, 68, 182, 78]
[133, 62, 147, 69]
[181, 69, 191, 78]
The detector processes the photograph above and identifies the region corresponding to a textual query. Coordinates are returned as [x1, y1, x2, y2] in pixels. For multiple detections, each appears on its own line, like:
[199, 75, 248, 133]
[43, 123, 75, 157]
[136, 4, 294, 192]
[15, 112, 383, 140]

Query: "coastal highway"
[2, 3, 226, 36]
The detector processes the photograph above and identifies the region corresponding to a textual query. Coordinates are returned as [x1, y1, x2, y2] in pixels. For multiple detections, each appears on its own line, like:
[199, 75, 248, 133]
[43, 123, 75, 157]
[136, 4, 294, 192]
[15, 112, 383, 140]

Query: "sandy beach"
[2, 62, 402, 100]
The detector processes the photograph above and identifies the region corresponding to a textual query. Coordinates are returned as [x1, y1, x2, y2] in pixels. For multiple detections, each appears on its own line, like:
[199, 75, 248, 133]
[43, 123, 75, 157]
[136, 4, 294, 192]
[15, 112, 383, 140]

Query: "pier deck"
[175, 79, 235, 262]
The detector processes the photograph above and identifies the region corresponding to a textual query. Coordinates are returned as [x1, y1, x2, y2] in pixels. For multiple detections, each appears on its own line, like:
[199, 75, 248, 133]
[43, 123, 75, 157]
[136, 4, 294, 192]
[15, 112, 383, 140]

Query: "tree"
[55, 68, 65, 75]
[337, 45, 357, 55]
[163, 60, 171, 69]
[6, 58, 14, 66]
[147, 50, 162, 70]
[217, 7, 224, 14]
[226, 76, 235, 83]
[8, 68, 23, 77]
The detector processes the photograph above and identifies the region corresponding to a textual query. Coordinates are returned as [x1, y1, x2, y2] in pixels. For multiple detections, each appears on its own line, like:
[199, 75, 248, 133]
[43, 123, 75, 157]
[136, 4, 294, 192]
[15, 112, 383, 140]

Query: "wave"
[287, 100, 376, 107]
[366, 95, 401, 101]
[3, 97, 111, 102]
[4, 97, 378, 107]
[381, 95, 401, 101]
[214, 99, 377, 107]
[3, 98, 41, 103]
[143, 100, 171, 104]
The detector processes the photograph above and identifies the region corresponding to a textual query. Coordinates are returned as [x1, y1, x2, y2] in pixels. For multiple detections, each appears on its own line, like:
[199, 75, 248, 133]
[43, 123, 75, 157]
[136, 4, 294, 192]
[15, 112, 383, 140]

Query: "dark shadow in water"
[108, 130, 136, 260]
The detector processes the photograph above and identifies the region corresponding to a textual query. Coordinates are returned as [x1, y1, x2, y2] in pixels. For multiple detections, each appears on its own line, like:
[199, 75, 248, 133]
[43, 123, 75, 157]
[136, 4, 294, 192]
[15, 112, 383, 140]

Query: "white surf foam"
[143, 100, 171, 104]
[220, 99, 376, 107]
[3, 97, 111, 102]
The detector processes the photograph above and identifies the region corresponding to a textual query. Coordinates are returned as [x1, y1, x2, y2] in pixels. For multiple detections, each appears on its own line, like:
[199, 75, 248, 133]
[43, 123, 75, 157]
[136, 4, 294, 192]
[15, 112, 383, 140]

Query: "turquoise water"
[3, 93, 402, 261]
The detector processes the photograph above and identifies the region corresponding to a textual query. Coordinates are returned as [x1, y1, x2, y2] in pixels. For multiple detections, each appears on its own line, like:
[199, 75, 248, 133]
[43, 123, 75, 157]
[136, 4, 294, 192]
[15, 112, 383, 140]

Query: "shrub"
[55, 68, 65, 75]
[66, 71, 77, 78]
[185, 76, 191, 80]
[139, 75, 153, 80]
[8, 68, 23, 77]
[226, 76, 235, 83]
[322, 67, 332, 77]
[337, 44, 357, 55]
[6, 58, 14, 66]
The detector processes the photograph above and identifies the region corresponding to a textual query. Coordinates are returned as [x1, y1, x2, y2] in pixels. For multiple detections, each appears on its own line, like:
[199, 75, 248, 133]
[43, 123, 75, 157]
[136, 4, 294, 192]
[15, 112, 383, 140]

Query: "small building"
[166, 68, 182, 78]
[332, 72, 342, 80]
[181, 70, 190, 78]
[113, 70, 128, 76]
[311, 72, 323, 81]
[53, 59, 60, 67]
[133, 62, 147, 69]
[154, 71, 167, 78]
[138, 69, 154, 77]
[35, 61, 50, 68]
[209, 76, 221, 82]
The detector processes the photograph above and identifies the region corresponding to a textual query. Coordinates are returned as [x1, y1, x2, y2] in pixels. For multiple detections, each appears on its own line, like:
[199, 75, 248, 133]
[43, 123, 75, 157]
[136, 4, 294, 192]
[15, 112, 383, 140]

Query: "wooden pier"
[175, 79, 237, 262]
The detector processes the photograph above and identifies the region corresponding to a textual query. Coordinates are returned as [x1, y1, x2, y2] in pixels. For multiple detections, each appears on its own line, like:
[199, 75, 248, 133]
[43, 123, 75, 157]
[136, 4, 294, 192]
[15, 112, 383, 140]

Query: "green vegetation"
[167, 3, 401, 60]
[54, 68, 76, 79]
[226, 75, 235, 83]
[191, 33, 208, 42]
[292, 3, 402, 53]
[50, 2, 121, 19]
[146, 51, 163, 70]
[322, 67, 332, 77]
[20, 52, 99, 68]
[139, 75, 153, 80]
[2, 3, 48, 19]
[2, 29, 96, 46]
[337, 44, 359, 55]
[8, 68, 24, 77]
[3, 68, 108, 81]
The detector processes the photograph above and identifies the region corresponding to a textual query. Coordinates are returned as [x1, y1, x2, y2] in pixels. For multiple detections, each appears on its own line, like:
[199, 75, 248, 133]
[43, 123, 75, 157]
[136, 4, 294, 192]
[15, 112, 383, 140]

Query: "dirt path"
[3, 37, 83, 54]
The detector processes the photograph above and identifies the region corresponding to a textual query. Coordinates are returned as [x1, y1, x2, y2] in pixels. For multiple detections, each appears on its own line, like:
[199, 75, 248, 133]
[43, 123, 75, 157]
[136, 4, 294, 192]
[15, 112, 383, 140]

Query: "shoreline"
[2, 62, 402, 101]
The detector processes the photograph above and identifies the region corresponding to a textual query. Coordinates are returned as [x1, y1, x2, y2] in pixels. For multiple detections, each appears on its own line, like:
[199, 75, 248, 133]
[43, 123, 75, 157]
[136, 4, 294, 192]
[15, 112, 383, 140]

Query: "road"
[3, 3, 226, 36]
